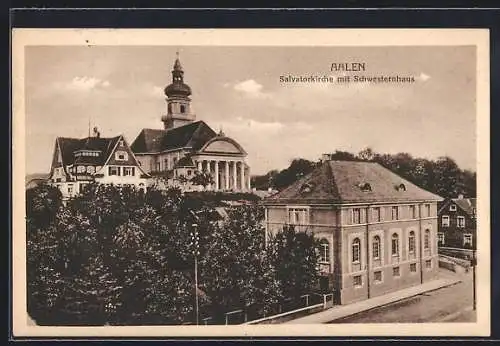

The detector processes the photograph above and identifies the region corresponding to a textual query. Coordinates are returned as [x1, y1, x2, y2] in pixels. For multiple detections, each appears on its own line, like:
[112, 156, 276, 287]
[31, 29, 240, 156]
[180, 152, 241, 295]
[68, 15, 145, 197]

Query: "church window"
[180, 104, 186, 113]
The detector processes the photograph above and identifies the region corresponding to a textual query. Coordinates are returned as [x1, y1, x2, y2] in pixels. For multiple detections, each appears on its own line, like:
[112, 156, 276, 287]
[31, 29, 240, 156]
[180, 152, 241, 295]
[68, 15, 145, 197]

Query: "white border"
[12, 28, 490, 337]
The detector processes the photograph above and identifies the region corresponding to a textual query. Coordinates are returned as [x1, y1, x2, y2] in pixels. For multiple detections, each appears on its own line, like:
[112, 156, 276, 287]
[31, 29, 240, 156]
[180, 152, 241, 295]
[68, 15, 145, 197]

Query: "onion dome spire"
[164, 51, 192, 97]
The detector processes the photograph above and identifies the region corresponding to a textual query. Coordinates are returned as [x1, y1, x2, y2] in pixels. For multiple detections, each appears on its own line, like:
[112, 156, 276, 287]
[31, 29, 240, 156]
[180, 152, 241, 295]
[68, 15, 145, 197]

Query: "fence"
[198, 292, 334, 325]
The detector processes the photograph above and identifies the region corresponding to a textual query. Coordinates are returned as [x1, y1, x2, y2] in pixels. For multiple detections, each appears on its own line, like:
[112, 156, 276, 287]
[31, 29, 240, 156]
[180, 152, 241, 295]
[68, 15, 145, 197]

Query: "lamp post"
[190, 223, 200, 325]
[471, 235, 477, 311]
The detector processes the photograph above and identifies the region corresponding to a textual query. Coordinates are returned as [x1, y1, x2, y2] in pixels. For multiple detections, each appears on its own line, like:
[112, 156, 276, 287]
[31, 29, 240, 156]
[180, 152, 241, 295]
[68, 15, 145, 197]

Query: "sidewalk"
[284, 276, 462, 324]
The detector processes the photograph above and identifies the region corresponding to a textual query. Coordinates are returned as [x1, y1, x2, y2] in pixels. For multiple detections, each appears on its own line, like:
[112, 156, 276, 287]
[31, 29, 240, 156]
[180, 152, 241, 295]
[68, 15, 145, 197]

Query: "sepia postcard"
[12, 28, 490, 338]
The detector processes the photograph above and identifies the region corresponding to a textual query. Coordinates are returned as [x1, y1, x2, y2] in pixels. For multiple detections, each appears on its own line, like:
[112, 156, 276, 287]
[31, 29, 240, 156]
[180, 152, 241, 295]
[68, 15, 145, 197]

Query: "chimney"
[93, 126, 100, 138]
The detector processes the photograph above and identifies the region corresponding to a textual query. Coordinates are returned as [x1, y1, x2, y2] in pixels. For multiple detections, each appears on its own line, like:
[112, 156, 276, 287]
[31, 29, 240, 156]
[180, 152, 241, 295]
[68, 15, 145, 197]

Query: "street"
[330, 268, 476, 323]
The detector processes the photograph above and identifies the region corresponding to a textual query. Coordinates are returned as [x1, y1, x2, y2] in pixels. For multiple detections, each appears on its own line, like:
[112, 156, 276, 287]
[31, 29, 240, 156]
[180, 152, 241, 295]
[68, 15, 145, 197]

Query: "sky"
[25, 45, 476, 176]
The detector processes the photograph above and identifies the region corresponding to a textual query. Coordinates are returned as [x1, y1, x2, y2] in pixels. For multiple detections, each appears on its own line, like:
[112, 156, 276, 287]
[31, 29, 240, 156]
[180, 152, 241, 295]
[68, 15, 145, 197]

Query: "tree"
[357, 147, 375, 161]
[199, 204, 282, 322]
[26, 184, 62, 230]
[267, 225, 320, 304]
[191, 171, 215, 189]
[273, 159, 317, 190]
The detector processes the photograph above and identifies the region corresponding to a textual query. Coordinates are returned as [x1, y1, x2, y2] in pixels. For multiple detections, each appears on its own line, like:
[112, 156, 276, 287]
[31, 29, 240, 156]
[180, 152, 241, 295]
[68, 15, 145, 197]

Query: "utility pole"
[191, 223, 200, 325]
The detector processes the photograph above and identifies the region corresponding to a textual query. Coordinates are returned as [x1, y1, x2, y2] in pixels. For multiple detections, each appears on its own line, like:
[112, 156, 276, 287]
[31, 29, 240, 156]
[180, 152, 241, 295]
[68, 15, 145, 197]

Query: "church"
[130, 55, 251, 192]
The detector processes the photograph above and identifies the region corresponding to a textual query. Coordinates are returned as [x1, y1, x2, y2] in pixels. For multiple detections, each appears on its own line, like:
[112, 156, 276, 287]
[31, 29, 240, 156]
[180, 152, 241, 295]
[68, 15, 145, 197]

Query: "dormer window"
[359, 182, 372, 192]
[300, 182, 314, 194]
[396, 183, 406, 191]
[115, 150, 128, 161]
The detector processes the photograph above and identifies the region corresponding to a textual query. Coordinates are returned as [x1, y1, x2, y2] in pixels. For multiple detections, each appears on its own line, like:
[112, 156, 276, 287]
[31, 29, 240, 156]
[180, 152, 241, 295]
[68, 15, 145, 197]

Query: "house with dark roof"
[437, 196, 477, 249]
[130, 55, 251, 193]
[48, 127, 149, 200]
[263, 158, 443, 305]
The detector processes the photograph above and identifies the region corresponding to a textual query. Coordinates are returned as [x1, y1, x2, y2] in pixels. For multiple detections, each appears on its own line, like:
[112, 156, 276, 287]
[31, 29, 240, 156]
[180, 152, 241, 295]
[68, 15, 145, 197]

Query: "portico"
[195, 158, 251, 191]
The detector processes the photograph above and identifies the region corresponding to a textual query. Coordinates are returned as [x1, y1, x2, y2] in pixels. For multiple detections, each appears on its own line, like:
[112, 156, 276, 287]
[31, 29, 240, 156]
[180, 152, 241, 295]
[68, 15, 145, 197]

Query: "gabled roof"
[452, 197, 477, 216]
[56, 136, 121, 167]
[130, 121, 217, 154]
[264, 160, 443, 205]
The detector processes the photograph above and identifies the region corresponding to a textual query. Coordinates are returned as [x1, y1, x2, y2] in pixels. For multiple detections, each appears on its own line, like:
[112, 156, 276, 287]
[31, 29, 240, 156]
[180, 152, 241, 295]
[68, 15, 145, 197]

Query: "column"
[215, 160, 219, 190]
[207, 160, 212, 190]
[247, 167, 251, 190]
[240, 162, 245, 192]
[232, 161, 237, 191]
[197, 160, 202, 173]
[225, 161, 230, 190]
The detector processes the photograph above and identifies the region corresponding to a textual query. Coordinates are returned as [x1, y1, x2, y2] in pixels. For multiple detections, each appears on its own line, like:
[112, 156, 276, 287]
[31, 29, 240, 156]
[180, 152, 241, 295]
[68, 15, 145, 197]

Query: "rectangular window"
[108, 166, 120, 176]
[442, 215, 450, 227]
[187, 169, 192, 176]
[450, 204, 457, 211]
[374, 271, 382, 282]
[457, 216, 466, 228]
[464, 234, 473, 247]
[409, 205, 417, 219]
[425, 204, 431, 217]
[410, 263, 417, 272]
[353, 275, 362, 287]
[393, 266, 400, 277]
[425, 260, 432, 269]
[391, 206, 399, 220]
[156, 162, 161, 171]
[123, 167, 135, 176]
[372, 207, 381, 222]
[352, 208, 361, 224]
[67, 184, 73, 194]
[164, 159, 168, 171]
[438, 232, 445, 245]
[288, 208, 308, 225]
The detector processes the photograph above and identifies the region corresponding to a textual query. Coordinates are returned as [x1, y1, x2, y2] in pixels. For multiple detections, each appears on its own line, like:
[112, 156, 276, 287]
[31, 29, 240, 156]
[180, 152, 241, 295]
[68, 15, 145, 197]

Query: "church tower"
[161, 53, 196, 130]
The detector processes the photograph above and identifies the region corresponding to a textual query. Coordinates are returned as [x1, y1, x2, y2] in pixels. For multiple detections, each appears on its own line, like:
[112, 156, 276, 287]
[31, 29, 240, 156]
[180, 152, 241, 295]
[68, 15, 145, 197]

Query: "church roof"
[57, 136, 121, 167]
[264, 160, 443, 205]
[175, 156, 196, 168]
[131, 121, 217, 154]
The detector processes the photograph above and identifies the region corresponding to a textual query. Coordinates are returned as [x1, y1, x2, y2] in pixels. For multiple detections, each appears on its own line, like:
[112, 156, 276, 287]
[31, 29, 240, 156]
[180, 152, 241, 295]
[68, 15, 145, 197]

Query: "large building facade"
[263, 158, 443, 305]
[130, 55, 251, 192]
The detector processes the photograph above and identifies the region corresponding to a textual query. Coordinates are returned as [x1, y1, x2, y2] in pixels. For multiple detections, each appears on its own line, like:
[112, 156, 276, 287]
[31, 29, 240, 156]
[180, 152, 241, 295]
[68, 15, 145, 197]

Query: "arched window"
[352, 238, 361, 263]
[318, 239, 330, 263]
[180, 104, 186, 113]
[372, 235, 381, 260]
[408, 231, 416, 253]
[424, 229, 430, 249]
[391, 233, 399, 256]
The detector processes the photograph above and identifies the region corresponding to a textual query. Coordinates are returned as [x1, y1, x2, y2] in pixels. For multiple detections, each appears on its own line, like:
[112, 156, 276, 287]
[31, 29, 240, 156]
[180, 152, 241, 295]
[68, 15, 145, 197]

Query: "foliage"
[267, 225, 320, 302]
[27, 183, 320, 325]
[251, 148, 476, 198]
[191, 171, 215, 188]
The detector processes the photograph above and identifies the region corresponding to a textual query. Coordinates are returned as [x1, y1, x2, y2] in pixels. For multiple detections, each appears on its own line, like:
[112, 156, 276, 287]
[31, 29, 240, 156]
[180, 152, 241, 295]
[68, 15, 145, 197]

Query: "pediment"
[200, 137, 246, 155]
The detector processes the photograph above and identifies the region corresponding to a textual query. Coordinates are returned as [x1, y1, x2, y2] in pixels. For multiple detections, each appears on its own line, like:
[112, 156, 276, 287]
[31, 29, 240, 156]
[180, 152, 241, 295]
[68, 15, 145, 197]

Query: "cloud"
[60, 76, 112, 91]
[416, 72, 431, 82]
[233, 79, 270, 99]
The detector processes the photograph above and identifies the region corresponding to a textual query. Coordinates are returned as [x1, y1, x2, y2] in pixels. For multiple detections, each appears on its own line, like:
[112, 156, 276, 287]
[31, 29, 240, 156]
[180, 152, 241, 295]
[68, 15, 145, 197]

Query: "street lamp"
[471, 235, 477, 311]
[190, 223, 200, 325]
